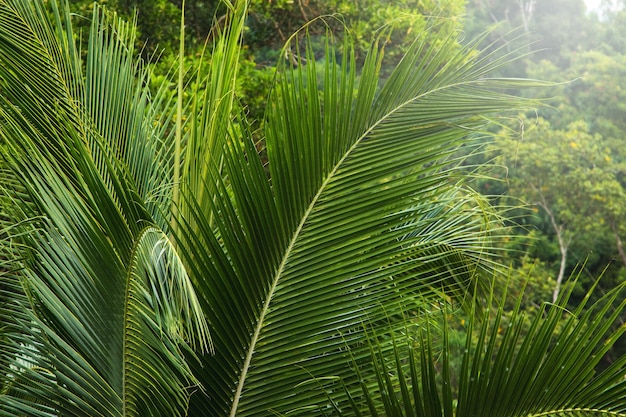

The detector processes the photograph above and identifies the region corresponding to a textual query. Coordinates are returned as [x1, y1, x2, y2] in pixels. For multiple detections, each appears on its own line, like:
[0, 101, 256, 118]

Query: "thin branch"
[610, 221, 626, 267]
[297, 0, 309, 22]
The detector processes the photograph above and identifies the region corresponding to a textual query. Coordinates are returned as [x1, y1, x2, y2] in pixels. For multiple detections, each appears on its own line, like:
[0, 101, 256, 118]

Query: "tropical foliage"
[465, 0, 626, 318]
[1, 0, 625, 416]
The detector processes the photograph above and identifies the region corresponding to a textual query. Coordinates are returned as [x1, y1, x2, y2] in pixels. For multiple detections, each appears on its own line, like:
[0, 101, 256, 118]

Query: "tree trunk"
[518, 0, 537, 32]
[611, 222, 626, 267]
[535, 195, 570, 303]
[553, 236, 568, 303]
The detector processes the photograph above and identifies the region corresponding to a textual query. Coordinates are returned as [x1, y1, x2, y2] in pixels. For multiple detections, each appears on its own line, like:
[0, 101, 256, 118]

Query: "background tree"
[492, 116, 626, 300]
[465, 0, 626, 302]
[65, 0, 466, 125]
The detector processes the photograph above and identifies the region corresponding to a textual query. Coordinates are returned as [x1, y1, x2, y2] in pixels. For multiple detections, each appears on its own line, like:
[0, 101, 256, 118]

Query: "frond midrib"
[228, 76, 489, 416]
[121, 225, 155, 416]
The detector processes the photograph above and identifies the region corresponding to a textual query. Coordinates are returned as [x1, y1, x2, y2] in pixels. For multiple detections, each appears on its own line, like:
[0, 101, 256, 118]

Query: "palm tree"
[1, 0, 625, 416]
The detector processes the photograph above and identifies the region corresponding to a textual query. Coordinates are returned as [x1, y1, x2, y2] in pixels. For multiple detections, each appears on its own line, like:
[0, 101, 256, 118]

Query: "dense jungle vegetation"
[1, 0, 625, 415]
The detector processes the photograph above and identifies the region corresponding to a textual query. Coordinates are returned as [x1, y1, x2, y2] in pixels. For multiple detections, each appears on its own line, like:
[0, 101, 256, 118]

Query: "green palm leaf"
[340, 273, 626, 417]
[0, 1, 208, 415]
[176, 16, 546, 417]
[5, 1, 615, 417]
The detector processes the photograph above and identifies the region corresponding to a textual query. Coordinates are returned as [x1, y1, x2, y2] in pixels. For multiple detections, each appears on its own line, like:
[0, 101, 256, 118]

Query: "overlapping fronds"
[2, 1, 623, 416]
[177, 16, 548, 417]
[0, 0, 209, 415]
[337, 274, 626, 417]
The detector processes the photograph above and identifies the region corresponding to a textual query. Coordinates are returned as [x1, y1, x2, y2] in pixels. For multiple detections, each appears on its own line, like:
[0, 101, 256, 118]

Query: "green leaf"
[333, 273, 626, 417]
[0, 1, 209, 415]
[178, 21, 544, 417]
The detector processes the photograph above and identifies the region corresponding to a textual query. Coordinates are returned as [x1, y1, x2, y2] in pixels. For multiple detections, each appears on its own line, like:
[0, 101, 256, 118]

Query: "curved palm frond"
[177, 17, 548, 417]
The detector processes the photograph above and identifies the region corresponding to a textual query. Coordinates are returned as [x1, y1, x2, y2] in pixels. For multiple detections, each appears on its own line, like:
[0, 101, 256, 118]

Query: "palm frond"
[176, 0, 248, 231]
[0, 1, 209, 415]
[84, 7, 177, 233]
[177, 21, 547, 416]
[336, 273, 626, 417]
[1, 1, 588, 416]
